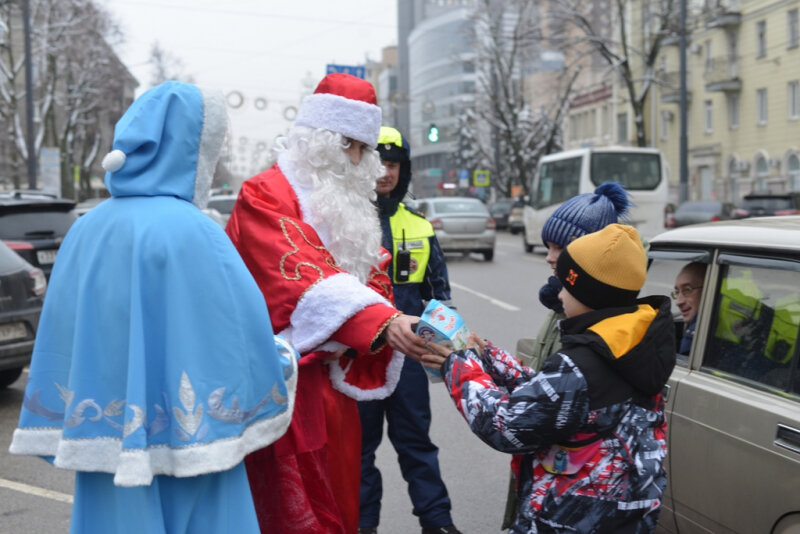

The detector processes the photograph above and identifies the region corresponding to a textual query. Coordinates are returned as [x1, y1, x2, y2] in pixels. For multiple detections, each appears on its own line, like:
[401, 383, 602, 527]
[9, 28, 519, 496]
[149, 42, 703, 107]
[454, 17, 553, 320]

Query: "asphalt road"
[0, 231, 553, 534]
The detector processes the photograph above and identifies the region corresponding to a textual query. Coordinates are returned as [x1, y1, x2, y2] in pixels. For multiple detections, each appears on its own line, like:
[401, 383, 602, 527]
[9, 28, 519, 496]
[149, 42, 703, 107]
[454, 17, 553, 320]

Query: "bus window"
[590, 152, 661, 190]
[534, 156, 581, 209]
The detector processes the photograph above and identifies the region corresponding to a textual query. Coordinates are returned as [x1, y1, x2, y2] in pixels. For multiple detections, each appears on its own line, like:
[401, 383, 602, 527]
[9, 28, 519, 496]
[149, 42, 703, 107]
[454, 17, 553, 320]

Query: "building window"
[789, 9, 799, 49]
[788, 153, 800, 191]
[755, 155, 769, 191]
[602, 105, 611, 139]
[756, 88, 768, 125]
[617, 112, 628, 143]
[756, 20, 767, 58]
[789, 81, 800, 119]
[727, 93, 740, 129]
[705, 39, 713, 72]
[704, 100, 713, 133]
[660, 111, 670, 140]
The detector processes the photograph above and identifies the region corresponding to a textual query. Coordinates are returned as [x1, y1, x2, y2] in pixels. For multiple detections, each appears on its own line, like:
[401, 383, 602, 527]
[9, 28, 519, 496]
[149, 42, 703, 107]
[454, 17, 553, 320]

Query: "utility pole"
[22, 0, 37, 190]
[679, 0, 689, 204]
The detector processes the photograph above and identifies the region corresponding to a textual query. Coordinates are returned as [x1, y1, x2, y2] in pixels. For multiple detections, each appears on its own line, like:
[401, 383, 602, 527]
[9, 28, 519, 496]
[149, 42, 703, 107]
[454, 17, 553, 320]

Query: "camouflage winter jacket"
[442, 295, 676, 534]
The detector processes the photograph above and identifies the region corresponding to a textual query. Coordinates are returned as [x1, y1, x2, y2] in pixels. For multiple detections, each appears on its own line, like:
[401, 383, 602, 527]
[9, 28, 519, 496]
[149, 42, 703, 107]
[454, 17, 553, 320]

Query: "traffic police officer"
[357, 127, 460, 534]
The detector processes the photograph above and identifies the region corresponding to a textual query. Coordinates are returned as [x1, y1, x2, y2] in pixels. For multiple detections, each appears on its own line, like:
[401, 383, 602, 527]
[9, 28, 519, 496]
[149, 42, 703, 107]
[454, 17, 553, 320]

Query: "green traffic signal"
[427, 124, 439, 143]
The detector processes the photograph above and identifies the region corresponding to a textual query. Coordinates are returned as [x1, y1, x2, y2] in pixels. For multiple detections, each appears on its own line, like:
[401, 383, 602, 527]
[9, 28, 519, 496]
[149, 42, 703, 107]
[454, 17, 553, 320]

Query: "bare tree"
[148, 41, 195, 86]
[451, 0, 576, 198]
[0, 0, 130, 195]
[545, 0, 681, 147]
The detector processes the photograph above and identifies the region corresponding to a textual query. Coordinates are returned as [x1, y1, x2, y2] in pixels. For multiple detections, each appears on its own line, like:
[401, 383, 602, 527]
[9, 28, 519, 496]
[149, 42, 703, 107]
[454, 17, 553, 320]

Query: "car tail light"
[710, 215, 721, 222]
[664, 214, 675, 228]
[486, 218, 496, 230]
[4, 240, 34, 251]
[430, 218, 443, 230]
[29, 267, 47, 296]
[732, 208, 749, 218]
[774, 209, 800, 216]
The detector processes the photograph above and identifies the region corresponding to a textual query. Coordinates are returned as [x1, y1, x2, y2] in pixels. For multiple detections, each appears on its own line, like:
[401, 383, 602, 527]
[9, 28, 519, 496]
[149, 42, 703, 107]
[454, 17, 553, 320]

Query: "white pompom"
[102, 149, 127, 172]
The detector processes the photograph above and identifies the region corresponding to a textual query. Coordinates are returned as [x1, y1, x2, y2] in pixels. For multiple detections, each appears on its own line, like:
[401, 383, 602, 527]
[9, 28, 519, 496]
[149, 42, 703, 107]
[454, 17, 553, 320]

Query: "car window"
[702, 258, 800, 394]
[206, 197, 237, 215]
[676, 201, 719, 214]
[643, 250, 712, 366]
[432, 200, 487, 215]
[740, 197, 791, 212]
[0, 211, 76, 239]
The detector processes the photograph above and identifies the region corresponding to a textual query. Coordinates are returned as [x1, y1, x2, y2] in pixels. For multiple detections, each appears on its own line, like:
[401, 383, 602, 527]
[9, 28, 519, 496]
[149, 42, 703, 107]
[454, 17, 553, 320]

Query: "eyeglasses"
[671, 286, 702, 299]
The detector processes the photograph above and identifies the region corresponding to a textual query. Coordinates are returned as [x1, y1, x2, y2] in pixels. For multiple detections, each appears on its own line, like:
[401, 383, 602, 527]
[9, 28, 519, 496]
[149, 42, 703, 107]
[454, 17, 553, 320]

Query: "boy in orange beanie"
[424, 224, 675, 533]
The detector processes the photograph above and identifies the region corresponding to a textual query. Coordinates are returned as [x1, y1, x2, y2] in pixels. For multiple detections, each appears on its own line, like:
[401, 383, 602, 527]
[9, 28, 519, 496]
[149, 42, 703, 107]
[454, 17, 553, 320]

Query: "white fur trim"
[102, 149, 126, 172]
[295, 92, 381, 147]
[9, 356, 299, 487]
[328, 350, 405, 401]
[286, 272, 390, 354]
[193, 88, 229, 208]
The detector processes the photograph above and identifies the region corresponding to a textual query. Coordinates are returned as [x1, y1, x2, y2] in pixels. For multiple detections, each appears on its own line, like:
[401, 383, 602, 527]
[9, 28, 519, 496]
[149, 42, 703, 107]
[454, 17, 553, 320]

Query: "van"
[522, 147, 669, 252]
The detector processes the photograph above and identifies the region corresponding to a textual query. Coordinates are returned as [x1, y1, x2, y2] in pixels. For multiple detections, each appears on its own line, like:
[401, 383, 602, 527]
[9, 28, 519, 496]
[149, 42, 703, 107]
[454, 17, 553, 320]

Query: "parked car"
[73, 196, 107, 216]
[666, 200, 735, 228]
[641, 217, 800, 534]
[732, 192, 800, 219]
[415, 196, 496, 261]
[206, 192, 238, 226]
[0, 239, 46, 388]
[489, 198, 514, 230]
[0, 190, 77, 280]
[508, 198, 525, 235]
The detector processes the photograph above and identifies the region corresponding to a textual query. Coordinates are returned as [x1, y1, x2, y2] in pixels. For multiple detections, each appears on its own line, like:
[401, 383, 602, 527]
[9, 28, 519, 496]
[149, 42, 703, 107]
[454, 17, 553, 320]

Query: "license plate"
[36, 249, 57, 265]
[0, 322, 27, 342]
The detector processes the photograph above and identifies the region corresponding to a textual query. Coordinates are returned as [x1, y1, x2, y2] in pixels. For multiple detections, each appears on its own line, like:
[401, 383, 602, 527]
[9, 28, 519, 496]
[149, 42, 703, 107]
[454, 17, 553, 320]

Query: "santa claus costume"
[226, 73, 405, 534]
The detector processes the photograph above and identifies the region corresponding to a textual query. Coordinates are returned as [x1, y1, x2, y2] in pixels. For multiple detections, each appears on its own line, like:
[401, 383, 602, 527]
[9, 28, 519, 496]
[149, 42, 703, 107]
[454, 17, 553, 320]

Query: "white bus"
[522, 146, 669, 252]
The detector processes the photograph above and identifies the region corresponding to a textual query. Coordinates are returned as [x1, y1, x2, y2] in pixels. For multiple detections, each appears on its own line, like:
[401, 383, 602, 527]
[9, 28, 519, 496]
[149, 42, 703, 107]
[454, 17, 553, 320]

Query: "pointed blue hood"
[10, 82, 296, 487]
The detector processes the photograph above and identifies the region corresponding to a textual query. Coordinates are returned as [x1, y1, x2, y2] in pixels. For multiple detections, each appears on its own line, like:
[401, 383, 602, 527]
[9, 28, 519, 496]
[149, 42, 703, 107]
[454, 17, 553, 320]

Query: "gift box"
[417, 299, 470, 382]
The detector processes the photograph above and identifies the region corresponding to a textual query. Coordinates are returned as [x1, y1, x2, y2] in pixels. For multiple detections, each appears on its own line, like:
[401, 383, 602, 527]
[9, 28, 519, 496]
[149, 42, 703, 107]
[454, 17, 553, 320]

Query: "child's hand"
[420, 341, 452, 371]
[466, 333, 486, 352]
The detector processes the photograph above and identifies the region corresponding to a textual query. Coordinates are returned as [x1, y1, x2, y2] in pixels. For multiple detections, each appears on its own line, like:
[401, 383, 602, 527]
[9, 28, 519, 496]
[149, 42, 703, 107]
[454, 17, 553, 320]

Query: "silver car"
[415, 197, 496, 261]
[641, 217, 800, 534]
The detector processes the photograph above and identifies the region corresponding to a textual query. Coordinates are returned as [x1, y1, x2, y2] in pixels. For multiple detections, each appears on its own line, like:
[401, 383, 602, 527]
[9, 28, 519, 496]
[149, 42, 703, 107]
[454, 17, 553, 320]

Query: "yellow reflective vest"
[389, 203, 434, 284]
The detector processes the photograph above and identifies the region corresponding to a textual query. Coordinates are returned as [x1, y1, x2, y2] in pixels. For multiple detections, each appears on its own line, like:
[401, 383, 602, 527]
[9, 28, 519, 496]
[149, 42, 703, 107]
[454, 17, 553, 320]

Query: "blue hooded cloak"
[9, 81, 296, 488]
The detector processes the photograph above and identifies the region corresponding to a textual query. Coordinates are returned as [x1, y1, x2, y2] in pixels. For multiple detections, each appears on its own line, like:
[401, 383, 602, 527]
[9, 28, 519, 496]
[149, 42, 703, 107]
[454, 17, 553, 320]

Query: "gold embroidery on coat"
[279, 218, 343, 282]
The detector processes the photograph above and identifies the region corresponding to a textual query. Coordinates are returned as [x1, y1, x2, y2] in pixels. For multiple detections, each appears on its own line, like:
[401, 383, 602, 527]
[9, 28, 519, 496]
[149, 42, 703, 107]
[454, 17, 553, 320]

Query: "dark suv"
[0, 191, 77, 280]
[732, 192, 800, 218]
[0, 240, 46, 388]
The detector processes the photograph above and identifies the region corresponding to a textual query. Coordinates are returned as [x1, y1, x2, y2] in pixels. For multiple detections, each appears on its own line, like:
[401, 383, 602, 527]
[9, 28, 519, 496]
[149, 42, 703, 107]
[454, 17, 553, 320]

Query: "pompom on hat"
[294, 73, 382, 147]
[541, 182, 631, 248]
[556, 223, 647, 310]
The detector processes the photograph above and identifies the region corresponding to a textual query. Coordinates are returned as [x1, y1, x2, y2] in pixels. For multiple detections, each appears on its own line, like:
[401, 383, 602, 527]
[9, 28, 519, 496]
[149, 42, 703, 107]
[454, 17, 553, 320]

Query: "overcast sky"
[102, 0, 398, 174]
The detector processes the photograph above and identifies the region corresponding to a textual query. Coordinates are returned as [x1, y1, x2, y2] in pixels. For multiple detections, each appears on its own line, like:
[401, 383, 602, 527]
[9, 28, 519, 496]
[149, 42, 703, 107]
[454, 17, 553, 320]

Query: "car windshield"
[433, 199, 486, 215]
[207, 197, 237, 214]
[0, 211, 76, 239]
[740, 197, 791, 211]
[677, 201, 720, 213]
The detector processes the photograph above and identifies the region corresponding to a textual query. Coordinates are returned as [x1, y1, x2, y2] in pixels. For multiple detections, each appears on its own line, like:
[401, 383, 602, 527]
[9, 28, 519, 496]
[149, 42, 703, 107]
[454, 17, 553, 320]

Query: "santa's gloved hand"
[539, 276, 564, 314]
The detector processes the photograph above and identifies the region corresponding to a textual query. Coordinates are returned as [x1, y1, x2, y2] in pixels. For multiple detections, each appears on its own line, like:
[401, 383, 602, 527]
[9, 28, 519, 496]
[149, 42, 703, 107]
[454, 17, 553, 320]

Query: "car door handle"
[662, 383, 671, 402]
[775, 424, 800, 454]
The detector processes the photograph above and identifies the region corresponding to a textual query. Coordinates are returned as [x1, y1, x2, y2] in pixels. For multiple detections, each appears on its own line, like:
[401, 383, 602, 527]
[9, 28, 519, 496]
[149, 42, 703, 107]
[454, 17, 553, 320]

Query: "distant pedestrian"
[9, 81, 297, 533]
[357, 126, 461, 534]
[424, 224, 676, 533]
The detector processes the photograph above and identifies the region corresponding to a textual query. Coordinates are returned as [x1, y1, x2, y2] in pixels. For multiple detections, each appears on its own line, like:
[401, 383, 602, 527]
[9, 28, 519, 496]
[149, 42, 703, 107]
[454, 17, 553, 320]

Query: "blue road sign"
[326, 64, 366, 79]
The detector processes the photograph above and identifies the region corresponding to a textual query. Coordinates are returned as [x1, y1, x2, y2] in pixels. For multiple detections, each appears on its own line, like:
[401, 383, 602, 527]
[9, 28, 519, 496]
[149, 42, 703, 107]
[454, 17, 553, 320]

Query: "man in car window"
[357, 126, 460, 534]
[674, 262, 707, 354]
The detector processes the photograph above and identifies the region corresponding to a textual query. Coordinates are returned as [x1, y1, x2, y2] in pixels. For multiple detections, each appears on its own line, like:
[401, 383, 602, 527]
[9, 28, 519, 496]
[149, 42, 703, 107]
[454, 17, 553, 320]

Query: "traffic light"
[427, 124, 439, 143]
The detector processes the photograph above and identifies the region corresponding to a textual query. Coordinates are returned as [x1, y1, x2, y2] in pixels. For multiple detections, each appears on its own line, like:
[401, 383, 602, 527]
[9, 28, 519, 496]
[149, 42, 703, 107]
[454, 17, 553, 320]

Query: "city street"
[0, 231, 553, 534]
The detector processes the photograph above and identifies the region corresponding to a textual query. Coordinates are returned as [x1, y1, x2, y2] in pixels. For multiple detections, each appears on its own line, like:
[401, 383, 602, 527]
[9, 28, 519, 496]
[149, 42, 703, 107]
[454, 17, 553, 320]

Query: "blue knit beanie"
[540, 182, 631, 248]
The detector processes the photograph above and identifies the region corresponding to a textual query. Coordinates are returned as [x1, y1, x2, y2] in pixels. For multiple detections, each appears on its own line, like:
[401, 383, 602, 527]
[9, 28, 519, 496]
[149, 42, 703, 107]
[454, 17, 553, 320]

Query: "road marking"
[450, 282, 520, 311]
[0, 477, 73, 504]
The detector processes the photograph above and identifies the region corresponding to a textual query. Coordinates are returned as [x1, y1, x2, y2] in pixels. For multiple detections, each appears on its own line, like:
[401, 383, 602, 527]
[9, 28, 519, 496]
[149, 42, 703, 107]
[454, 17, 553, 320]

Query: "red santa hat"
[294, 73, 382, 147]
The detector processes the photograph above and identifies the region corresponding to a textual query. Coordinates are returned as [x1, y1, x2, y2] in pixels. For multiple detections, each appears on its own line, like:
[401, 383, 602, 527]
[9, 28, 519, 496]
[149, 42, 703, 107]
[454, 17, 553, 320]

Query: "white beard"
[277, 127, 384, 284]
